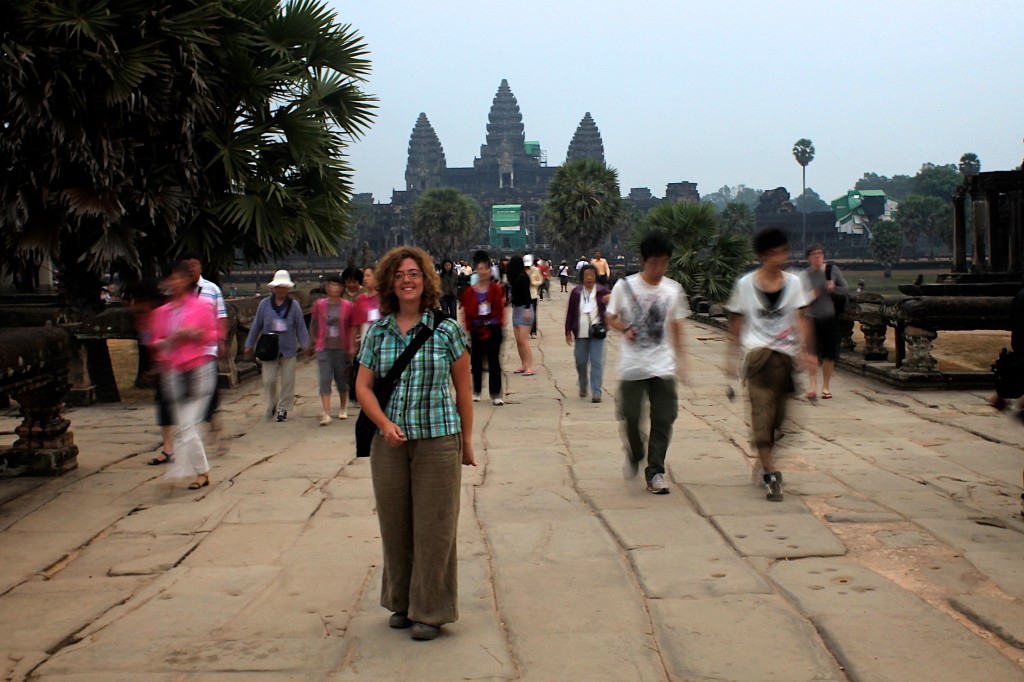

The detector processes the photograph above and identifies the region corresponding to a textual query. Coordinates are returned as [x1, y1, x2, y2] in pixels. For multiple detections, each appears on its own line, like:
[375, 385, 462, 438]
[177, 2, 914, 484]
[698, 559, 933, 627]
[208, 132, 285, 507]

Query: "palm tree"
[1, 0, 376, 309]
[411, 188, 483, 259]
[540, 159, 622, 260]
[629, 202, 752, 303]
[792, 138, 815, 249]
[958, 153, 981, 177]
[718, 202, 755, 236]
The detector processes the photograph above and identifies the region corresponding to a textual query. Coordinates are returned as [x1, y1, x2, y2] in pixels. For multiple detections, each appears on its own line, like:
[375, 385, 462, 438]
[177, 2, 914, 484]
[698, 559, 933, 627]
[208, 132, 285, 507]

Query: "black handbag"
[355, 313, 441, 457]
[589, 323, 607, 339]
[253, 333, 279, 361]
[253, 298, 293, 361]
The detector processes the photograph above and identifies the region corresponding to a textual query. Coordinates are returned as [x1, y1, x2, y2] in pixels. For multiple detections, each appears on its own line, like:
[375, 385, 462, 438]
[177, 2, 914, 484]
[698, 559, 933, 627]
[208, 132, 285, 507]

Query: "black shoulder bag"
[355, 312, 440, 457]
[825, 263, 848, 316]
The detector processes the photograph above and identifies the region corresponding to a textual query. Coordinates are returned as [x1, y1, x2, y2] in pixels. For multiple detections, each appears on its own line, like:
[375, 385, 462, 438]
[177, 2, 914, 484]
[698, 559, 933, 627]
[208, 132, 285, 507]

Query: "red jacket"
[460, 281, 505, 341]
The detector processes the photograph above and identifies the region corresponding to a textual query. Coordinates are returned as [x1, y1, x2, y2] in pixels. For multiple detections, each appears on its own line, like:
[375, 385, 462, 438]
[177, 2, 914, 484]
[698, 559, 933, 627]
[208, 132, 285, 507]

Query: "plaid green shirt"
[357, 310, 468, 440]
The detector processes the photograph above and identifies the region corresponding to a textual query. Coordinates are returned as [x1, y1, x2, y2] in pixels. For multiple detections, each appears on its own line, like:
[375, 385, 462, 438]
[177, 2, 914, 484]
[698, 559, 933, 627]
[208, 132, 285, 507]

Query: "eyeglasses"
[393, 270, 422, 282]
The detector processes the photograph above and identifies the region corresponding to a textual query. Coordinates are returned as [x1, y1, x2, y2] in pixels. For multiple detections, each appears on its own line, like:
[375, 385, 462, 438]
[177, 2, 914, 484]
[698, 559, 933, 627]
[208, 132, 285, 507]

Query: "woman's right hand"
[381, 421, 407, 447]
[565, 333, 573, 346]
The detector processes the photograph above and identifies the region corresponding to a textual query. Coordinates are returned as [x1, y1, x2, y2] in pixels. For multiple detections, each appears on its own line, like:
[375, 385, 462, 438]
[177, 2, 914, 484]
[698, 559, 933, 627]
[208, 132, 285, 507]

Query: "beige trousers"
[370, 432, 462, 626]
[261, 355, 296, 414]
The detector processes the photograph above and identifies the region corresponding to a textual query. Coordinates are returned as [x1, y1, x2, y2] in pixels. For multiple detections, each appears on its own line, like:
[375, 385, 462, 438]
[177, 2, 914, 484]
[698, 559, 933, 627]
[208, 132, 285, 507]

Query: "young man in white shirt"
[725, 227, 814, 501]
[606, 233, 690, 494]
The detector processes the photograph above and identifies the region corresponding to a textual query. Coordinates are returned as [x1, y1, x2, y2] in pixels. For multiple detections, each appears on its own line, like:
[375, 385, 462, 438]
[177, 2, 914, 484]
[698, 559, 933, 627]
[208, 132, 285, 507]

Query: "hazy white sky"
[332, 0, 1023, 204]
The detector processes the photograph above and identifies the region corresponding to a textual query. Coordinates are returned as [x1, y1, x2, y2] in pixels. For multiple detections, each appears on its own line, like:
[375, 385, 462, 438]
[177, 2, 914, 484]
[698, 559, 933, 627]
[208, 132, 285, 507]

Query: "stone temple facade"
[391, 79, 608, 248]
[354, 78, 698, 255]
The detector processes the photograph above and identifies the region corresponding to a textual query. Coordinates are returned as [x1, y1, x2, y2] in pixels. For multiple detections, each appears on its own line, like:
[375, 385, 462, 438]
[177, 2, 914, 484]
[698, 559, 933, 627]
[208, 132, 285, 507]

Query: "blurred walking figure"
[461, 250, 505, 405]
[557, 260, 571, 292]
[725, 227, 813, 502]
[439, 259, 459, 317]
[150, 261, 220, 490]
[309, 276, 357, 425]
[355, 246, 476, 641]
[606, 234, 690, 495]
[525, 254, 543, 337]
[800, 244, 848, 400]
[565, 264, 610, 402]
[244, 270, 310, 422]
[506, 256, 535, 376]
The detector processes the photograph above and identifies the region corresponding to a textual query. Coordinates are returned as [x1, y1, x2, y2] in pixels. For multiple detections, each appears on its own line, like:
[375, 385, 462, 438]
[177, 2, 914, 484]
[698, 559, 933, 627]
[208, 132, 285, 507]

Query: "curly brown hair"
[374, 246, 441, 315]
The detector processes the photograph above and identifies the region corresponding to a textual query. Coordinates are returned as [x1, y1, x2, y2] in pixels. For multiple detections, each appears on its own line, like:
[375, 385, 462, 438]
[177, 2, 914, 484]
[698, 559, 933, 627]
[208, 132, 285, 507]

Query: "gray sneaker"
[765, 472, 783, 502]
[622, 454, 639, 480]
[647, 473, 670, 494]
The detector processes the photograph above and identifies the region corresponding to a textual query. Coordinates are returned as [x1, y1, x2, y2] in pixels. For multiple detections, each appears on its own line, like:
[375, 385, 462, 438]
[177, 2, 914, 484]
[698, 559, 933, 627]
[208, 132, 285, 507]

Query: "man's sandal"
[188, 474, 210, 490]
[147, 451, 174, 466]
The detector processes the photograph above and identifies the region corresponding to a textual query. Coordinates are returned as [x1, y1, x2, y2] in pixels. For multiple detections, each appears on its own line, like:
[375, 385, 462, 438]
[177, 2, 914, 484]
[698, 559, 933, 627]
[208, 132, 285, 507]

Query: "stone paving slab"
[650, 595, 843, 681]
[3, 299, 1024, 679]
[712, 514, 847, 559]
[685, 482, 815, 516]
[951, 594, 1024, 649]
[771, 557, 1024, 681]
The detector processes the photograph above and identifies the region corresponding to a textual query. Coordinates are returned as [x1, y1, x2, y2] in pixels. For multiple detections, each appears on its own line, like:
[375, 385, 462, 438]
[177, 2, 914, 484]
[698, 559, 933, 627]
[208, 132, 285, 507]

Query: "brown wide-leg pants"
[370, 432, 462, 626]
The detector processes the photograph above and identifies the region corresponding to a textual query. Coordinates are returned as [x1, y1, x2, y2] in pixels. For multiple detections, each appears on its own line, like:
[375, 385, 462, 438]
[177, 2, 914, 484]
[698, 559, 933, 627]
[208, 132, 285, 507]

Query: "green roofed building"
[490, 204, 527, 249]
[832, 189, 898, 235]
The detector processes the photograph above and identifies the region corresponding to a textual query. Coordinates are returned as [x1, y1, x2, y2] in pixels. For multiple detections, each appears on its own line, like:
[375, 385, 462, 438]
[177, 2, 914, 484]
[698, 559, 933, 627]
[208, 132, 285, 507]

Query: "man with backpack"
[800, 243, 848, 401]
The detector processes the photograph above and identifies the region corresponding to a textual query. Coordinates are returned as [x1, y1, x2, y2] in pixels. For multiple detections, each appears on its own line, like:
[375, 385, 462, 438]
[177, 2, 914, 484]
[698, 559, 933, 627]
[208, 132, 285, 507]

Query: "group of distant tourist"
[131, 229, 861, 642]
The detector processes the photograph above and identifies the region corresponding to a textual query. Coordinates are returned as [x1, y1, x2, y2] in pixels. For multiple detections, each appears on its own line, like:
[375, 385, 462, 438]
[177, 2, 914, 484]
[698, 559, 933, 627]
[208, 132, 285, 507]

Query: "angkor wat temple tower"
[405, 113, 446, 193]
[401, 79, 585, 203]
[565, 112, 605, 164]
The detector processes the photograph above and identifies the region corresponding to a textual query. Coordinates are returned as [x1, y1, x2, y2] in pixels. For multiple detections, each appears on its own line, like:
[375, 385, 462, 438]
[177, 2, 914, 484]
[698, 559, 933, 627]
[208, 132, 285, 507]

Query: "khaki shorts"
[745, 349, 795, 448]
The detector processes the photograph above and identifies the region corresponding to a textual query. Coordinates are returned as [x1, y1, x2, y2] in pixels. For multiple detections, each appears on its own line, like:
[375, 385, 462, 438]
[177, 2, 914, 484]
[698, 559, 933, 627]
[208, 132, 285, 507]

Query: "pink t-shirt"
[151, 295, 219, 372]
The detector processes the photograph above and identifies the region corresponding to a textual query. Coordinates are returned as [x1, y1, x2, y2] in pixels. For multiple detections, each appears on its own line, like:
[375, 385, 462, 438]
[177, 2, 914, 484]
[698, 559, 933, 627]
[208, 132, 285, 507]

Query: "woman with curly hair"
[355, 246, 476, 641]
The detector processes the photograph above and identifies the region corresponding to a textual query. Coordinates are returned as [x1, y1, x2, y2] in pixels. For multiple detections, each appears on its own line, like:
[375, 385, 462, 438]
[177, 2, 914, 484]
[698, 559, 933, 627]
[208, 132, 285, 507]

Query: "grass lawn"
[839, 267, 949, 297]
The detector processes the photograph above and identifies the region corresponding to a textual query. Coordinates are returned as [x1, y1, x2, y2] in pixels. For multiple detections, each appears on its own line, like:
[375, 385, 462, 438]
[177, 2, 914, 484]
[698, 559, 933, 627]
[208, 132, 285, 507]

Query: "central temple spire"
[474, 79, 535, 187]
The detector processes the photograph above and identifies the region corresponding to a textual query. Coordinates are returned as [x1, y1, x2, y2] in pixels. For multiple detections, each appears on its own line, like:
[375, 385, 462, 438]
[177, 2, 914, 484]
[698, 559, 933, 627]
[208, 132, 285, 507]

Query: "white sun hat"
[522, 254, 534, 267]
[267, 270, 295, 288]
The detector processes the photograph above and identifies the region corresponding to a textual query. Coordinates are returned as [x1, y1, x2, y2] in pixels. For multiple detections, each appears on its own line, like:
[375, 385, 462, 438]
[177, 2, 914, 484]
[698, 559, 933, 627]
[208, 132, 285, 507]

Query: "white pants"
[262, 355, 297, 414]
[162, 361, 216, 477]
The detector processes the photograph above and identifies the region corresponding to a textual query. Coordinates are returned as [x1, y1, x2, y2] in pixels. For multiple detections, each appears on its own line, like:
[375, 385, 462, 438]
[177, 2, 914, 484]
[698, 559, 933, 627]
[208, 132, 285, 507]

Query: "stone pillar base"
[0, 445, 79, 476]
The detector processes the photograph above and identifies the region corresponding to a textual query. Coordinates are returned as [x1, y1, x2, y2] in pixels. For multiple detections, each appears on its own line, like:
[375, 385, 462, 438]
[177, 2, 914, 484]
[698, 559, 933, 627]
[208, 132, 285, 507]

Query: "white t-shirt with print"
[725, 270, 810, 357]
[607, 273, 691, 380]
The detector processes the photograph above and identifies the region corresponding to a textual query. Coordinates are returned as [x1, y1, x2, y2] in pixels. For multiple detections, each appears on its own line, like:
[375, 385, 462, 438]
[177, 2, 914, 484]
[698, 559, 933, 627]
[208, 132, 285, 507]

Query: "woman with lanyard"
[565, 264, 611, 402]
[355, 246, 475, 641]
[506, 255, 535, 376]
[150, 261, 220, 489]
[244, 270, 310, 422]
[308, 275, 357, 425]
[460, 250, 506, 405]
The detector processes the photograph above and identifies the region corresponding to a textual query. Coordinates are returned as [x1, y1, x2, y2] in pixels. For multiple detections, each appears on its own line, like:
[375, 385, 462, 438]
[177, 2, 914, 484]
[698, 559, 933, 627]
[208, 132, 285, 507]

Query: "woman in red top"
[151, 261, 220, 490]
[460, 251, 505, 405]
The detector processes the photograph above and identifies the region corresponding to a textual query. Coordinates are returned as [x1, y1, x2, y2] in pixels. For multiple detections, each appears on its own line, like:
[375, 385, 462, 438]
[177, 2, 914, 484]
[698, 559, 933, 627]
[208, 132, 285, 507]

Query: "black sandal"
[147, 451, 174, 466]
[188, 474, 210, 490]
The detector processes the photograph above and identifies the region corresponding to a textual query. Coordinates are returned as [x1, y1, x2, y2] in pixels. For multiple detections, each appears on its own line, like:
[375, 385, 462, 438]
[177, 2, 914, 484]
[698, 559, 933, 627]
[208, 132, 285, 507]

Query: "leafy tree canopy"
[793, 188, 830, 213]
[703, 185, 762, 212]
[628, 202, 751, 303]
[718, 202, 756, 236]
[410, 188, 482, 261]
[870, 219, 904, 268]
[895, 195, 953, 249]
[912, 163, 962, 199]
[958, 153, 981, 177]
[1, 0, 376, 308]
[854, 173, 914, 200]
[792, 138, 815, 168]
[540, 159, 622, 260]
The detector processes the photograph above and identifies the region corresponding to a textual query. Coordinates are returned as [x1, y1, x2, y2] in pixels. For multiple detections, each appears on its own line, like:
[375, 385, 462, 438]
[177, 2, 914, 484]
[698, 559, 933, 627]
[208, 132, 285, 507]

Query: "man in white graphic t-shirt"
[606, 233, 690, 495]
